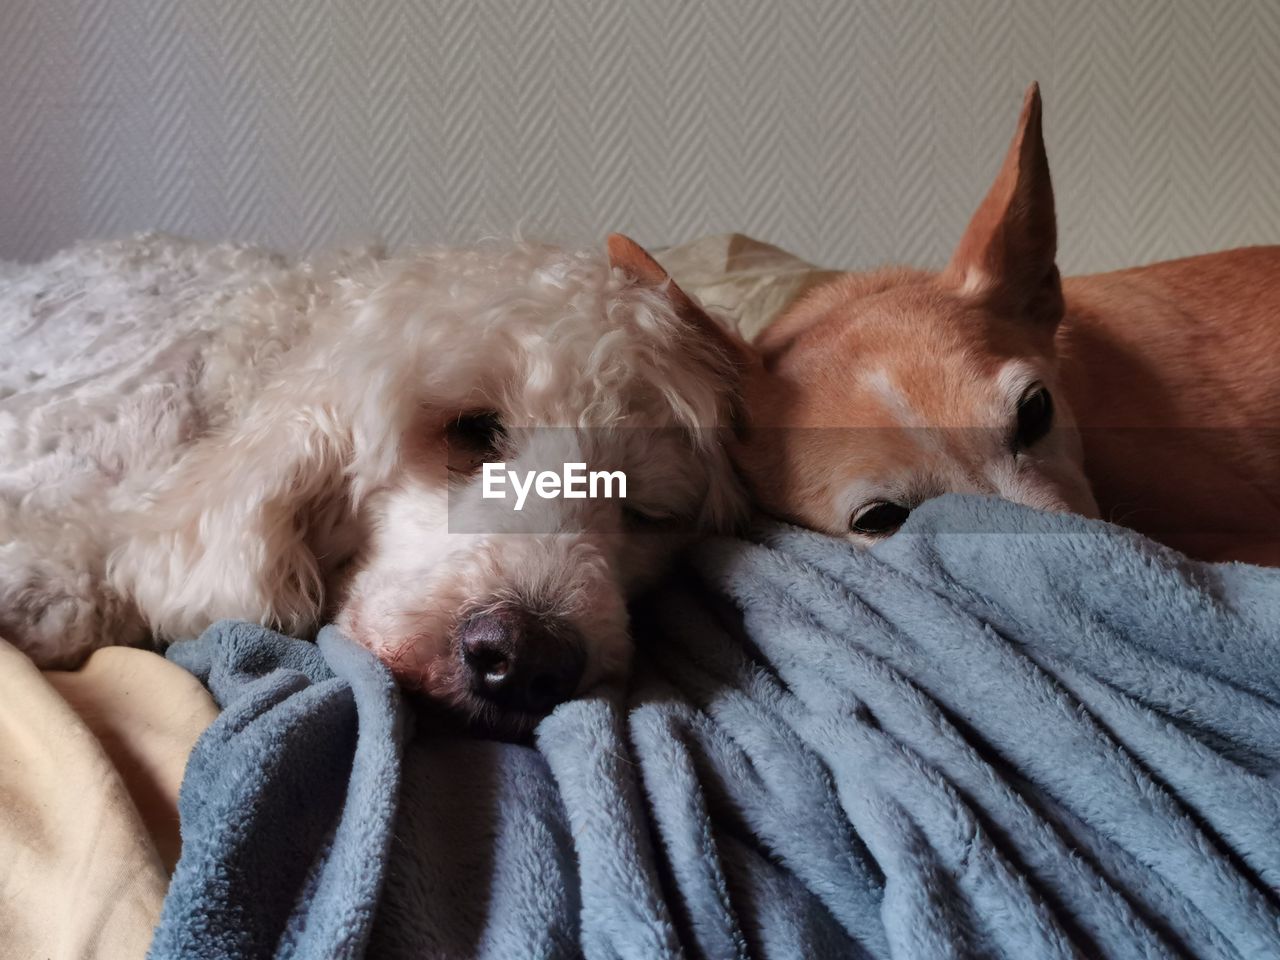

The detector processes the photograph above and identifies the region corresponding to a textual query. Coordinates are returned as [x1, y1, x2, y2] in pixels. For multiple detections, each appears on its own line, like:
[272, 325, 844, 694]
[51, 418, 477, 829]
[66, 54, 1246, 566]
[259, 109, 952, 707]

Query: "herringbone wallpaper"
[2, 0, 1278, 271]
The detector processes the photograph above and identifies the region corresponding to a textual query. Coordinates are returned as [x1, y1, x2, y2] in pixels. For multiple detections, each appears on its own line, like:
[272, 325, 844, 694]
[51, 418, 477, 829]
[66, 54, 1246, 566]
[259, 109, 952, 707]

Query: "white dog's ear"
[110, 386, 350, 640]
[607, 233, 757, 376]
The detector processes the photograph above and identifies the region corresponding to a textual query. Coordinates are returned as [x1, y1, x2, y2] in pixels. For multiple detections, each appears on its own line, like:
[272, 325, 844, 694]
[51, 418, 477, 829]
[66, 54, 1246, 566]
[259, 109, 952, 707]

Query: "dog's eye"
[850, 501, 910, 536]
[1013, 385, 1054, 451]
[446, 410, 506, 472]
[623, 506, 674, 531]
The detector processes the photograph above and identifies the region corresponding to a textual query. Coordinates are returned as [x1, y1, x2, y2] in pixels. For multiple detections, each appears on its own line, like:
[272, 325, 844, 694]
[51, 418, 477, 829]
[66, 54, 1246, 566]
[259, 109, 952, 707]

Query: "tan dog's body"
[738, 87, 1280, 564]
[1058, 248, 1280, 562]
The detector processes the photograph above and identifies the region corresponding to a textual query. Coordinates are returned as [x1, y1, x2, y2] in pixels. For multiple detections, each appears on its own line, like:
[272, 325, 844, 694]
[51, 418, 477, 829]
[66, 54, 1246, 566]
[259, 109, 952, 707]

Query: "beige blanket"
[0, 640, 217, 960]
[658, 233, 838, 341]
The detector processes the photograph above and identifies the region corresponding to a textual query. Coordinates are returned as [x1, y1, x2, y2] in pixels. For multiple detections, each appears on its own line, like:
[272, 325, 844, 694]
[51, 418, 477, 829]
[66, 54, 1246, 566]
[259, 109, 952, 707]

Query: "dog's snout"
[457, 609, 585, 715]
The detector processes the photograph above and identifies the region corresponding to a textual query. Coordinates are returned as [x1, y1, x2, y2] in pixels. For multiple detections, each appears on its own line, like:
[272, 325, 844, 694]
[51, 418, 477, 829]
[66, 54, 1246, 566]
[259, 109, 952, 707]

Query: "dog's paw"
[0, 549, 143, 667]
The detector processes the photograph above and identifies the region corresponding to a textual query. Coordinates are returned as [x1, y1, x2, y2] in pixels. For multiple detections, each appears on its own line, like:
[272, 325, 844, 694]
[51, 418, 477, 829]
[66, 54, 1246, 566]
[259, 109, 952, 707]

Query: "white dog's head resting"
[110, 236, 750, 733]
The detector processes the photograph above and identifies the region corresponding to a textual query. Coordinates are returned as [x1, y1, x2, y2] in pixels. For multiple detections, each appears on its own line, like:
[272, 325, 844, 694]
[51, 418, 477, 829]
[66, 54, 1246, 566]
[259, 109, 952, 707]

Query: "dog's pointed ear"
[607, 234, 673, 289]
[942, 83, 1063, 327]
[607, 233, 756, 375]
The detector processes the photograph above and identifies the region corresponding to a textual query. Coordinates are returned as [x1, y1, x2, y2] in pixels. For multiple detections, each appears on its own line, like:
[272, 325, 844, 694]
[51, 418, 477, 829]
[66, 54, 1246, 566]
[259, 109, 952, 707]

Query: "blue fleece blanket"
[153, 496, 1280, 959]
[152, 624, 404, 960]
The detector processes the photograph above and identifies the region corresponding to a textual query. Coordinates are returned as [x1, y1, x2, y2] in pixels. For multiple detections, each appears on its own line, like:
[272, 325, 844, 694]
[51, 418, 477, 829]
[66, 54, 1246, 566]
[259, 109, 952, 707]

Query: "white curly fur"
[0, 233, 745, 724]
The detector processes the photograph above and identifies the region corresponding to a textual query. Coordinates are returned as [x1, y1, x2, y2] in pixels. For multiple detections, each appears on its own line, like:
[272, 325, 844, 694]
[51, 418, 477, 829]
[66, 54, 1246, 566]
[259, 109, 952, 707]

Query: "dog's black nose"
[457, 609, 585, 715]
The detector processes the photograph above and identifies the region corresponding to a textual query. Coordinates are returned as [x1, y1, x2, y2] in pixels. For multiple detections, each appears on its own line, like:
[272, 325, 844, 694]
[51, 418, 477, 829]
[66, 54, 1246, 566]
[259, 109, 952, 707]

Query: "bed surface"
[6, 236, 1279, 960]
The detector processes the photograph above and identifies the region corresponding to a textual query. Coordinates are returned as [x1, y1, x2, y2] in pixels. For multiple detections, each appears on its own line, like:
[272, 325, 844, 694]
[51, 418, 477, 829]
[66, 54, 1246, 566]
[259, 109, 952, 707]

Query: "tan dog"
[735, 84, 1280, 564]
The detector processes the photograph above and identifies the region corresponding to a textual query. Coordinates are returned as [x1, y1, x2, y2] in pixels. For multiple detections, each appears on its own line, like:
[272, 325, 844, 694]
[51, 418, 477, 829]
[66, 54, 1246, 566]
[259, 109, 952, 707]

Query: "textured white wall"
[2, 0, 1278, 272]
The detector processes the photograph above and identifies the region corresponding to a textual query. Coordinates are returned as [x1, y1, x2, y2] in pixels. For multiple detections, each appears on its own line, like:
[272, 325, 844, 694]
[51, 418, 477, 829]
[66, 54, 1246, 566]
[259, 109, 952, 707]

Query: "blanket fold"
[156, 496, 1280, 959]
[151, 623, 405, 960]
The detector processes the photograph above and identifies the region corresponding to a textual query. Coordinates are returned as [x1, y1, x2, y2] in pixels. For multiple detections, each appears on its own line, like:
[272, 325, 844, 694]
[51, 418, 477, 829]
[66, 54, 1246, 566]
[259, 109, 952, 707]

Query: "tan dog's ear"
[606, 233, 756, 376]
[942, 83, 1063, 327]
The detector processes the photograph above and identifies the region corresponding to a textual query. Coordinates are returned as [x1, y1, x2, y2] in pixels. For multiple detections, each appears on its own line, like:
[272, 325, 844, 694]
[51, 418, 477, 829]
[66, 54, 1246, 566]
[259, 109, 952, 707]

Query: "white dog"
[0, 232, 747, 732]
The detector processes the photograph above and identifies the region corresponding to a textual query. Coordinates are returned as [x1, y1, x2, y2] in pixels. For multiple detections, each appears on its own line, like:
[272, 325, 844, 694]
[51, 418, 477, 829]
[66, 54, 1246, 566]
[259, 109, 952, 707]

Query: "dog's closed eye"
[446, 410, 506, 474]
[622, 504, 678, 531]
